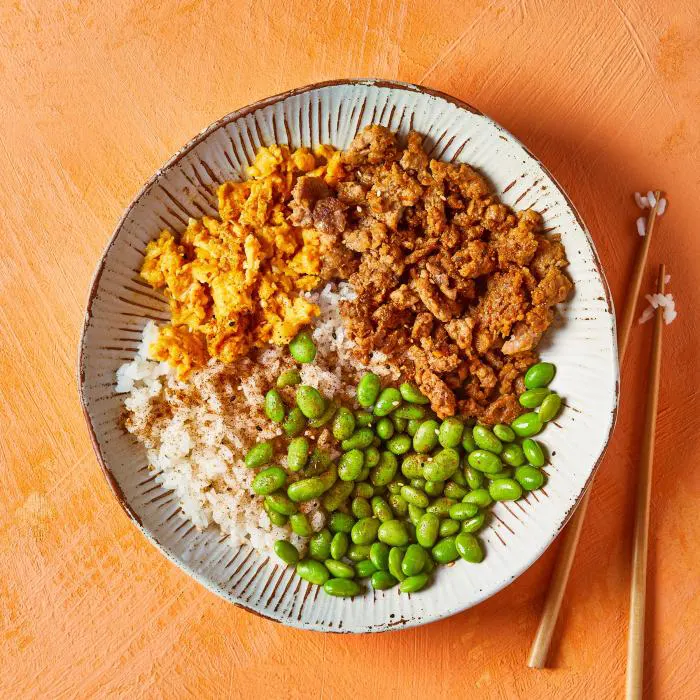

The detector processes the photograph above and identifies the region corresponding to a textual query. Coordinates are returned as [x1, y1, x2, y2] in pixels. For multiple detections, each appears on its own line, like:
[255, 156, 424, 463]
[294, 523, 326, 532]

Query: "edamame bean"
[400, 485, 429, 508]
[371, 496, 394, 523]
[426, 497, 457, 518]
[519, 387, 550, 408]
[325, 559, 355, 579]
[378, 519, 410, 547]
[410, 478, 427, 491]
[353, 481, 374, 499]
[473, 425, 503, 454]
[330, 531, 349, 560]
[455, 532, 484, 563]
[387, 434, 412, 455]
[443, 481, 468, 500]
[287, 437, 310, 472]
[388, 493, 408, 517]
[401, 454, 426, 479]
[467, 449, 503, 474]
[288, 477, 326, 503]
[451, 469, 467, 487]
[399, 573, 430, 594]
[355, 559, 378, 578]
[265, 493, 297, 516]
[289, 330, 317, 364]
[329, 511, 355, 534]
[413, 420, 440, 453]
[309, 530, 333, 561]
[323, 578, 360, 597]
[465, 466, 484, 490]
[424, 448, 460, 481]
[322, 480, 354, 512]
[370, 452, 398, 486]
[308, 400, 338, 428]
[449, 502, 479, 521]
[332, 407, 356, 441]
[264, 389, 286, 423]
[252, 466, 287, 495]
[296, 559, 329, 585]
[355, 410, 374, 427]
[357, 372, 381, 407]
[296, 385, 325, 419]
[357, 466, 370, 482]
[511, 412, 543, 437]
[373, 388, 403, 417]
[387, 480, 407, 495]
[462, 432, 477, 453]
[266, 509, 288, 527]
[392, 415, 408, 432]
[462, 488, 492, 508]
[399, 382, 430, 404]
[493, 424, 516, 442]
[376, 417, 394, 440]
[393, 404, 425, 420]
[539, 393, 562, 422]
[276, 368, 301, 388]
[370, 542, 390, 571]
[416, 513, 440, 548]
[401, 544, 427, 576]
[407, 419, 421, 437]
[352, 497, 373, 519]
[501, 443, 526, 467]
[364, 446, 380, 468]
[439, 518, 460, 537]
[290, 512, 313, 537]
[461, 513, 486, 533]
[341, 428, 374, 451]
[522, 438, 545, 467]
[524, 362, 555, 389]
[388, 547, 406, 581]
[408, 503, 425, 526]
[484, 468, 513, 481]
[432, 536, 459, 564]
[514, 465, 545, 491]
[338, 449, 364, 481]
[439, 418, 464, 448]
[488, 478, 523, 501]
[347, 543, 371, 562]
[424, 480, 445, 497]
[371, 570, 399, 590]
[282, 407, 307, 437]
[306, 448, 332, 476]
[318, 463, 337, 492]
[245, 441, 273, 468]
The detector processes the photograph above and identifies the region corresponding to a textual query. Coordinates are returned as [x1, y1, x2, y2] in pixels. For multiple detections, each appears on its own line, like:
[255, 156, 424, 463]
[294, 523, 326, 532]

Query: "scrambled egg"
[140, 144, 344, 376]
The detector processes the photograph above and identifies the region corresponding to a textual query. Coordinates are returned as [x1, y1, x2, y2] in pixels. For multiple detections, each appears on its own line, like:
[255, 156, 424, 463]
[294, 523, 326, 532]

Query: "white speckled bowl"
[78, 79, 618, 633]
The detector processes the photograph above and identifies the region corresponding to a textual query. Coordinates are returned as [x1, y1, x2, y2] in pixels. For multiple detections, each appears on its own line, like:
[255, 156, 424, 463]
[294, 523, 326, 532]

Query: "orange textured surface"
[1, 1, 699, 697]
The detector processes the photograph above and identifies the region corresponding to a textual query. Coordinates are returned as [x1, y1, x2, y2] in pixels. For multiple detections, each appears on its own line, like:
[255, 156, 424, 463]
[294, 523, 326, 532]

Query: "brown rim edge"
[77, 77, 619, 632]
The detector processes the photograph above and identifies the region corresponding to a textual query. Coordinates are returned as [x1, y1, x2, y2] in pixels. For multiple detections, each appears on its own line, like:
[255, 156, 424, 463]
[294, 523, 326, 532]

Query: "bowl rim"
[77, 78, 619, 631]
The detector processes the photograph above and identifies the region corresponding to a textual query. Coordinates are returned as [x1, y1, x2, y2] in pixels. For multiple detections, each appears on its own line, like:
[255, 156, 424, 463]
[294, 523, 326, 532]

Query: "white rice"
[657, 197, 667, 216]
[638, 288, 678, 325]
[636, 217, 647, 236]
[116, 283, 393, 555]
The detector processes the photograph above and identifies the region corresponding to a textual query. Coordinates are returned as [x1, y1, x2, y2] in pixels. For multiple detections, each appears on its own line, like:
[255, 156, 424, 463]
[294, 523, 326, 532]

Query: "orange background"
[1, 1, 699, 698]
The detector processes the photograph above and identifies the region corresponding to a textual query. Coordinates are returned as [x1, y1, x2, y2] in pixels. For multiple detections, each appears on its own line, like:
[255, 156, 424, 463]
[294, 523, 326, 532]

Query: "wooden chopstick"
[626, 264, 666, 700]
[527, 191, 664, 669]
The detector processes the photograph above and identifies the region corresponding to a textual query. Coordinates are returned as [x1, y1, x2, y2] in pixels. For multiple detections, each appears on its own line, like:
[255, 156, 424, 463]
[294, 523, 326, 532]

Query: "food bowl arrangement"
[79, 79, 618, 633]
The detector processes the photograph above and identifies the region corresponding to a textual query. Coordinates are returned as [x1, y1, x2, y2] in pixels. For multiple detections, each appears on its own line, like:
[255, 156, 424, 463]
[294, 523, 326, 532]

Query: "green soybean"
[410, 478, 427, 491]
[264, 389, 286, 423]
[501, 443, 526, 467]
[461, 513, 486, 533]
[245, 442, 273, 468]
[265, 493, 297, 516]
[364, 446, 381, 468]
[522, 438, 545, 467]
[323, 578, 360, 597]
[309, 529, 332, 561]
[388, 547, 406, 581]
[287, 437, 310, 472]
[424, 448, 460, 481]
[408, 503, 425, 526]
[416, 513, 440, 548]
[439, 418, 464, 448]
[524, 362, 556, 389]
[451, 469, 467, 487]
[352, 559, 375, 578]
[462, 432, 477, 453]
[288, 477, 326, 503]
[463, 488, 492, 508]
[296, 559, 329, 585]
[338, 449, 364, 481]
[373, 388, 403, 417]
[488, 478, 523, 501]
[352, 497, 373, 519]
[329, 511, 355, 534]
[305, 448, 332, 476]
[276, 368, 301, 388]
[295, 385, 325, 419]
[484, 468, 513, 481]
[401, 544, 427, 576]
[388, 493, 408, 517]
[424, 480, 445, 497]
[370, 451, 398, 486]
[493, 424, 516, 442]
[376, 417, 395, 441]
[400, 485, 429, 508]
[407, 419, 421, 437]
[267, 509, 288, 527]
[519, 387, 551, 408]
[393, 404, 425, 420]
[455, 532, 484, 563]
[539, 393, 562, 422]
[325, 559, 355, 579]
[511, 412, 543, 437]
[341, 428, 374, 451]
[387, 480, 407, 495]
[282, 407, 307, 437]
[252, 466, 287, 495]
[387, 434, 412, 455]
[355, 410, 374, 427]
[449, 502, 479, 521]
[371, 570, 398, 590]
[399, 573, 429, 593]
[289, 512, 313, 537]
[432, 536, 459, 564]
[413, 420, 440, 453]
[371, 496, 394, 523]
[426, 497, 457, 518]
[289, 331, 317, 364]
[465, 466, 484, 490]
[378, 519, 409, 547]
[370, 542, 390, 571]
[347, 543, 371, 562]
[332, 407, 356, 441]
[399, 382, 430, 404]
[401, 454, 426, 479]
[308, 400, 338, 428]
[443, 481, 468, 500]
[467, 449, 503, 474]
[515, 465, 545, 491]
[473, 425, 503, 454]
[353, 481, 374, 499]
[322, 480, 354, 512]
[439, 518, 460, 537]
[357, 372, 381, 407]
[330, 531, 349, 560]
[392, 415, 408, 433]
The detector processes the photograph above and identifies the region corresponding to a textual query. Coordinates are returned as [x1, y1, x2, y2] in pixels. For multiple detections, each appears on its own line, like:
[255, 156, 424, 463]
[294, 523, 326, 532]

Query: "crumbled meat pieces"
[343, 125, 400, 166]
[312, 197, 347, 235]
[289, 176, 331, 227]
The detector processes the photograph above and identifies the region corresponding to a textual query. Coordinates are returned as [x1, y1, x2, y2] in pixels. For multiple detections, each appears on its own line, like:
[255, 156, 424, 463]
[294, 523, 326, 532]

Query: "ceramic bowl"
[79, 79, 618, 633]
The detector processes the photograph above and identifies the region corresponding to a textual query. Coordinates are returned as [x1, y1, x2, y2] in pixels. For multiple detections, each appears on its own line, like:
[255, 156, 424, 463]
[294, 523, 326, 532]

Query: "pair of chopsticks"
[528, 192, 666, 698]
